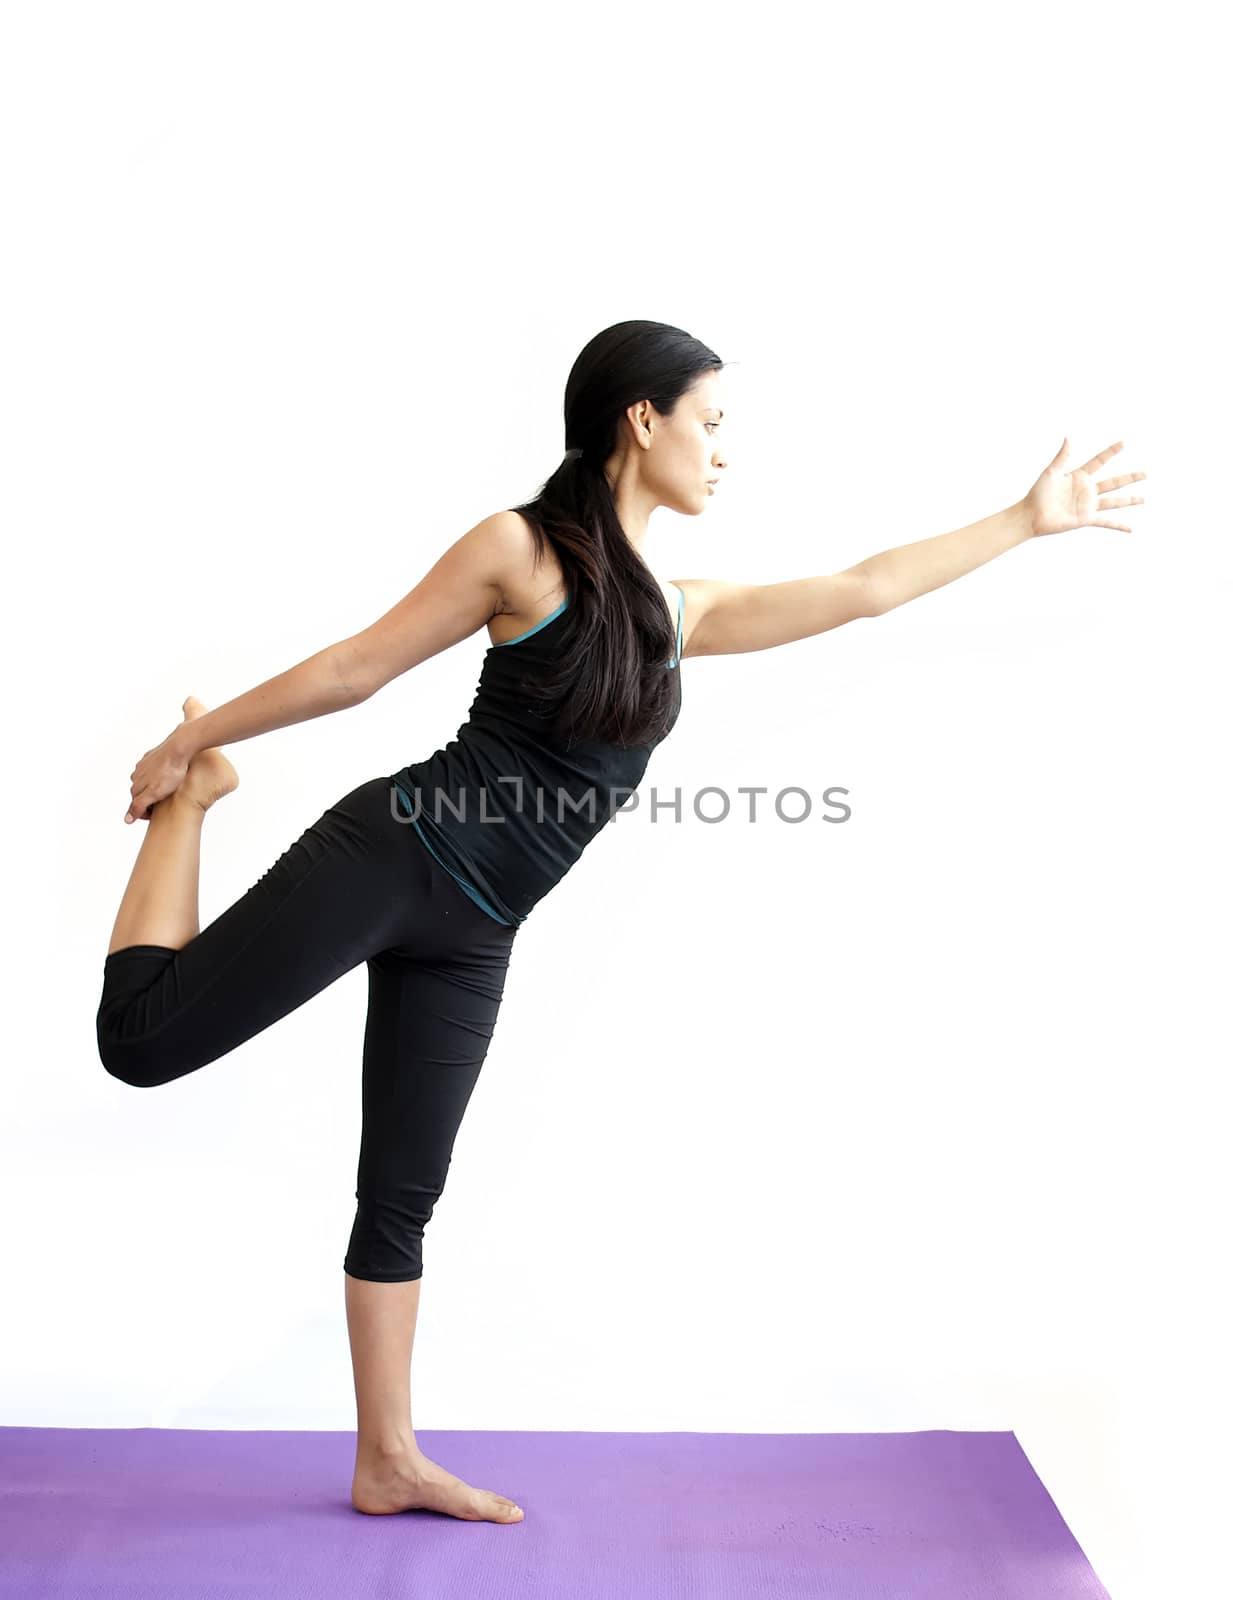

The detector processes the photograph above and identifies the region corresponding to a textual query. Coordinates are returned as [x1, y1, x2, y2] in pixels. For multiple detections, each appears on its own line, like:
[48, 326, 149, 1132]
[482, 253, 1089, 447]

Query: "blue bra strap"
[667, 584, 684, 668]
[497, 585, 681, 661]
[493, 595, 570, 647]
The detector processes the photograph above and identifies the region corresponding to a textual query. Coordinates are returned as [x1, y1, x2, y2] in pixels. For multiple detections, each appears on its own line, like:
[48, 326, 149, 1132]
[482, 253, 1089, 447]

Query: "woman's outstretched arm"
[683, 437, 1147, 658]
[854, 500, 1033, 617]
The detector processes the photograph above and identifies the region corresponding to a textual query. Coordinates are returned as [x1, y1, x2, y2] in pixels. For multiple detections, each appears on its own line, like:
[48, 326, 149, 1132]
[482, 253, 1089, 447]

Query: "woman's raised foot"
[176, 696, 239, 813]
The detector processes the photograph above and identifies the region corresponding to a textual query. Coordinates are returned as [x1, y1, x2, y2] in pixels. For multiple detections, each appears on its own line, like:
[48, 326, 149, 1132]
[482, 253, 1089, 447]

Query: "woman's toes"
[471, 1487, 522, 1521]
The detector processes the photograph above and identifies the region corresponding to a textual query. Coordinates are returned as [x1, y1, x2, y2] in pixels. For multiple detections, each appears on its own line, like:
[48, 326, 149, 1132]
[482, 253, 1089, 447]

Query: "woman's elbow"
[330, 639, 383, 704]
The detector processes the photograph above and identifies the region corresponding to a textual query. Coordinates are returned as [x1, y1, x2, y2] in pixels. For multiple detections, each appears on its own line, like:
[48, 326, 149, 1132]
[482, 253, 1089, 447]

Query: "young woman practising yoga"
[97, 318, 1146, 1524]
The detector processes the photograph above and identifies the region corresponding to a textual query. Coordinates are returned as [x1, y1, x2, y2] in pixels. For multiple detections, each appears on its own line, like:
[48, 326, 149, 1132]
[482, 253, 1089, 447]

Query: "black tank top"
[389, 586, 684, 927]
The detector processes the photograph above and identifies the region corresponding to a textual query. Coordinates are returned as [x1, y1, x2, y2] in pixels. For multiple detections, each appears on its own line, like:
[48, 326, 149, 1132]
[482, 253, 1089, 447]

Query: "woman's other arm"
[171, 512, 525, 762]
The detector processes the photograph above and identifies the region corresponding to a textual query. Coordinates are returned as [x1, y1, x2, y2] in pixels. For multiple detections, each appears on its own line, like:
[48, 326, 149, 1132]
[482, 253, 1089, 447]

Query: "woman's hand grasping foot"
[124, 696, 239, 824]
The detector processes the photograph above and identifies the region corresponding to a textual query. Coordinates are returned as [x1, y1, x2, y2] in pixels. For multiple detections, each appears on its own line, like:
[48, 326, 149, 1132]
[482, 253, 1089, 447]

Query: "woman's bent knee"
[97, 1033, 161, 1088]
[96, 944, 182, 1088]
[96, 1020, 175, 1088]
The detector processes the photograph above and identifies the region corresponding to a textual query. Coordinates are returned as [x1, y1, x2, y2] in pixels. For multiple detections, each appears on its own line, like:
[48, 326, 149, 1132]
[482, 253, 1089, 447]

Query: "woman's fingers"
[126, 786, 153, 823]
[1096, 469, 1147, 493]
[121, 737, 196, 825]
[1080, 439, 1125, 475]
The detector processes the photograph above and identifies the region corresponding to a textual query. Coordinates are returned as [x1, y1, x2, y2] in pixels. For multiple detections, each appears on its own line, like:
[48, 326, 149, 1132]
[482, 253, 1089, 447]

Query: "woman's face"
[657, 370, 728, 517]
[609, 369, 729, 518]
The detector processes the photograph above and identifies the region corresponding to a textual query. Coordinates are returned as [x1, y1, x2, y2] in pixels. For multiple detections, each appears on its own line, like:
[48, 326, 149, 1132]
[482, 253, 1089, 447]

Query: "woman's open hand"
[1022, 437, 1147, 538]
[125, 733, 191, 824]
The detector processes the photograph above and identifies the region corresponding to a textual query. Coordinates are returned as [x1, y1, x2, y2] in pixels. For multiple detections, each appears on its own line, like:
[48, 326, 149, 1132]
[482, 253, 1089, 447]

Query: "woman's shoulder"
[484, 508, 539, 560]
[483, 509, 567, 626]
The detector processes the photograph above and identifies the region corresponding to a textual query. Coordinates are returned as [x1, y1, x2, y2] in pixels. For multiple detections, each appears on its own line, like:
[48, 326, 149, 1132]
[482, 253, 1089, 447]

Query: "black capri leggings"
[96, 776, 519, 1282]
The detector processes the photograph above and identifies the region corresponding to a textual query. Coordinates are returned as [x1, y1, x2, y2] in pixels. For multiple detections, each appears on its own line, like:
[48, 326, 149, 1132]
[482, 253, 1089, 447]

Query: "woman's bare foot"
[176, 696, 239, 812]
[351, 1448, 524, 1523]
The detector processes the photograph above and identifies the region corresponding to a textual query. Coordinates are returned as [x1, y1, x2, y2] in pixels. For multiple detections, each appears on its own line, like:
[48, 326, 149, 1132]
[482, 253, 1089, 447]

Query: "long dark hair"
[506, 319, 724, 749]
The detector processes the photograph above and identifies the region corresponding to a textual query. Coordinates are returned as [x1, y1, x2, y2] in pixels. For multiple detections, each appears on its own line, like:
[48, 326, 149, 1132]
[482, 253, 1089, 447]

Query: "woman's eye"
[705, 421, 720, 432]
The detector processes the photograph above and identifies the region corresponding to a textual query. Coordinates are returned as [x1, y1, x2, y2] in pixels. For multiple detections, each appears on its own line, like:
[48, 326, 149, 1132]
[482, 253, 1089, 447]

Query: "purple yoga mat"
[0, 1426, 1110, 1598]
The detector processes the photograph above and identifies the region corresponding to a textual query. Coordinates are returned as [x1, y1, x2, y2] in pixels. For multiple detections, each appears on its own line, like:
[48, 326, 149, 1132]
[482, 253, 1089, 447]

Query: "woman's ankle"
[356, 1428, 420, 1466]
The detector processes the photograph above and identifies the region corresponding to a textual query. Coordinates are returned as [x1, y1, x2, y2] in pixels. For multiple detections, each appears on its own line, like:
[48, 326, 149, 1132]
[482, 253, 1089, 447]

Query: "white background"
[3, 4, 1228, 1596]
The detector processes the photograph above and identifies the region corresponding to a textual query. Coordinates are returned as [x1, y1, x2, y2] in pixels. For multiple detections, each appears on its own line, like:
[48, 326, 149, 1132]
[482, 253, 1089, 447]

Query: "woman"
[96, 319, 1147, 1525]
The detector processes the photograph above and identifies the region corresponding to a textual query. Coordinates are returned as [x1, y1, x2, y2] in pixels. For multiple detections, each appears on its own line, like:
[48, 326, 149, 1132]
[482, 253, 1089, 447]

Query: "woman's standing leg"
[345, 921, 524, 1524]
